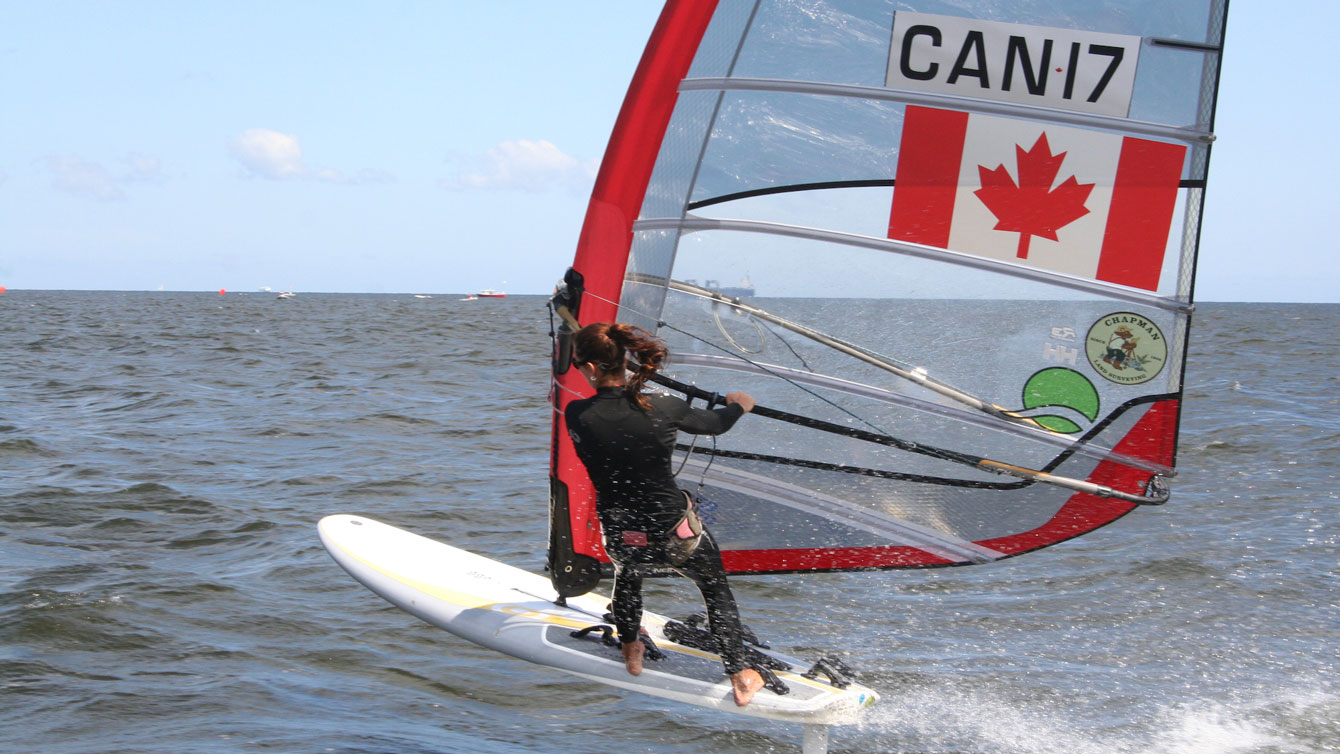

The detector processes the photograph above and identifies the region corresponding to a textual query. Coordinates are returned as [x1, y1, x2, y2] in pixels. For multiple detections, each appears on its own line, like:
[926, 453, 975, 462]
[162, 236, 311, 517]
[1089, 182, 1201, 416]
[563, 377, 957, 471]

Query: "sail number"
[886, 12, 1141, 118]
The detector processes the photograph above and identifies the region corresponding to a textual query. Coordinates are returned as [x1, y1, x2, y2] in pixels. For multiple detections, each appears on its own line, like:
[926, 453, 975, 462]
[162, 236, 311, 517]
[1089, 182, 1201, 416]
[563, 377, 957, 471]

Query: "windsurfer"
[564, 322, 766, 707]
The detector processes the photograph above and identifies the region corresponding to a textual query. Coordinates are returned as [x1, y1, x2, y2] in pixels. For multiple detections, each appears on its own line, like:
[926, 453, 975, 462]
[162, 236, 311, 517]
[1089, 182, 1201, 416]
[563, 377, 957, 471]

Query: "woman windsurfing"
[564, 322, 766, 707]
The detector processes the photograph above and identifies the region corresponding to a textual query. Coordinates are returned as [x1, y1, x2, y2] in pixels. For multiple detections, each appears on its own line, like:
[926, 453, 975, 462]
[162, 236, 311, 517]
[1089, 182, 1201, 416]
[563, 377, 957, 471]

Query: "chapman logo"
[1085, 313, 1167, 384]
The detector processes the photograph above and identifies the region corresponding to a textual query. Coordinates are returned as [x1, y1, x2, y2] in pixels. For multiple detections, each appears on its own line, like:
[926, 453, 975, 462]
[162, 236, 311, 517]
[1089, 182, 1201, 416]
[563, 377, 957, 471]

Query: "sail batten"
[1147, 37, 1223, 52]
[678, 77, 1216, 144]
[680, 458, 1005, 565]
[633, 216, 1194, 312]
[667, 352, 1175, 477]
[549, 0, 1226, 590]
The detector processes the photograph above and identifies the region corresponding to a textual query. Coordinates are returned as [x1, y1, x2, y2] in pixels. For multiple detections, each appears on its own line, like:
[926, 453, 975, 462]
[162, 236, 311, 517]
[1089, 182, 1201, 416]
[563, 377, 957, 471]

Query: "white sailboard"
[318, 514, 878, 727]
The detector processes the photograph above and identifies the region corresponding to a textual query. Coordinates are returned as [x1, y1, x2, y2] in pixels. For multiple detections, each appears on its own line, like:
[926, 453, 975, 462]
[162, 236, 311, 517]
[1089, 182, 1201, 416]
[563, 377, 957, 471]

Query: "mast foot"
[802, 724, 830, 754]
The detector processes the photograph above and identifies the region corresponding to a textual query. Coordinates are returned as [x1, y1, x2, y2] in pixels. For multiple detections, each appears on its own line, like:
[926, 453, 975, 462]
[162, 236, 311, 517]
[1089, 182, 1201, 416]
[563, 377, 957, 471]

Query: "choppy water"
[2, 291, 1336, 753]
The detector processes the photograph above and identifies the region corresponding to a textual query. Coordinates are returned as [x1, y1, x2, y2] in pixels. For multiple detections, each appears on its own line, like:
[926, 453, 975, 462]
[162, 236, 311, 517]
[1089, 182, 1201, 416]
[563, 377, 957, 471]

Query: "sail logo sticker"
[888, 106, 1185, 292]
[1018, 367, 1099, 434]
[886, 11, 1141, 117]
[1085, 313, 1167, 384]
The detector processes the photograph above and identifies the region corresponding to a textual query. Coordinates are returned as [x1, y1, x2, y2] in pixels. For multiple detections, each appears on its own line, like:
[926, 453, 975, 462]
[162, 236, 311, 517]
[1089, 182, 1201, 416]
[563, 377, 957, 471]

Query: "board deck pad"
[318, 514, 878, 725]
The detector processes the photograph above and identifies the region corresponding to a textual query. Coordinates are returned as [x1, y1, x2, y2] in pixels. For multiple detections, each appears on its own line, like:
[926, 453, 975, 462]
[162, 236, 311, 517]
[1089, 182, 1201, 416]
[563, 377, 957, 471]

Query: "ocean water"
[1, 291, 1336, 754]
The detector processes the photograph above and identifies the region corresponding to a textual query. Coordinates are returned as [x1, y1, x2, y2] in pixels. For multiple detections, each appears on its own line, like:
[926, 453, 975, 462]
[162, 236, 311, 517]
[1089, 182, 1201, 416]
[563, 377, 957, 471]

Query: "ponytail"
[573, 322, 667, 410]
[614, 323, 666, 409]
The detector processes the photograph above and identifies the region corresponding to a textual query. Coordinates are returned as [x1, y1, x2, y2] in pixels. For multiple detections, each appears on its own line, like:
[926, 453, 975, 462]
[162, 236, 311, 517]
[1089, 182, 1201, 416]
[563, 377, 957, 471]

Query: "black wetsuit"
[565, 386, 750, 674]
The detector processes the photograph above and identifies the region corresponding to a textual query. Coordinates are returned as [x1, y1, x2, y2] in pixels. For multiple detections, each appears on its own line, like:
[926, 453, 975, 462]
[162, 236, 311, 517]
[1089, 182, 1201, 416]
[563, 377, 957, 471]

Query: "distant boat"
[277, 291, 296, 299]
[706, 277, 755, 297]
[477, 289, 506, 298]
[460, 294, 479, 301]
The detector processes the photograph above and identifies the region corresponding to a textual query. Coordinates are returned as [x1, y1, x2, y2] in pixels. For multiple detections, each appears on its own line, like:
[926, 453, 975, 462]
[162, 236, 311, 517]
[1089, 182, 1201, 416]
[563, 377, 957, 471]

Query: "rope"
[558, 287, 1167, 504]
[577, 288, 893, 439]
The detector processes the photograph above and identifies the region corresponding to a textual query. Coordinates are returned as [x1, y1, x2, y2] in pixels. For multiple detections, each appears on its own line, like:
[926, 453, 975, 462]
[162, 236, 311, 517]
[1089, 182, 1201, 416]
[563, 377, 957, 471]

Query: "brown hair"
[573, 322, 667, 410]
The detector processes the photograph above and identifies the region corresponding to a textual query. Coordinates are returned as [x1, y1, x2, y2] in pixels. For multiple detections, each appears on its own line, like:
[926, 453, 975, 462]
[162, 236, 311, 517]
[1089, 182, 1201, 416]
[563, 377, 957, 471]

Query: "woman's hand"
[725, 391, 755, 413]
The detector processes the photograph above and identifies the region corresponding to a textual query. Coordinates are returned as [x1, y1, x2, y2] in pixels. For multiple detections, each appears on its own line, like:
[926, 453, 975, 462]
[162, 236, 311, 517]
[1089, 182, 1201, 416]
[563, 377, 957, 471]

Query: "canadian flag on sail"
[888, 106, 1186, 292]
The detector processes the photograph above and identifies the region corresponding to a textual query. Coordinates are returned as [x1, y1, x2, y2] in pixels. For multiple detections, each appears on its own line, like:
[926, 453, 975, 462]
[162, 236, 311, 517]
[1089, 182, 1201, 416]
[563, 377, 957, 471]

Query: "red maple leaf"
[973, 133, 1094, 259]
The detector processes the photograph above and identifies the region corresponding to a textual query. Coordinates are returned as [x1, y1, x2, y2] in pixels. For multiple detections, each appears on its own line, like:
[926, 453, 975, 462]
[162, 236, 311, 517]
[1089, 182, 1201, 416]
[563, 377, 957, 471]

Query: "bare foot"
[730, 668, 764, 706]
[621, 640, 644, 676]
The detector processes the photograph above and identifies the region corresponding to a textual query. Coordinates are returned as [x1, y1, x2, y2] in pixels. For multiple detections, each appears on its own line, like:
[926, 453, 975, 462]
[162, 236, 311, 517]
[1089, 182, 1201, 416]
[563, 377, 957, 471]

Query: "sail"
[548, 0, 1227, 596]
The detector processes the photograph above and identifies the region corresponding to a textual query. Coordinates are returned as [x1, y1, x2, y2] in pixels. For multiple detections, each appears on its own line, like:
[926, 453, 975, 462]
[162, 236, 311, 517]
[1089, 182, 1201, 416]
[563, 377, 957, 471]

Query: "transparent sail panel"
[552, 0, 1226, 584]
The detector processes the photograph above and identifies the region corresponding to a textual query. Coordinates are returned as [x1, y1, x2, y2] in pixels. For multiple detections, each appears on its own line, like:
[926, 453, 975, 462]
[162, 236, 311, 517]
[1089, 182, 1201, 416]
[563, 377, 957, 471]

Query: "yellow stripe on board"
[327, 529, 510, 611]
[327, 520, 861, 699]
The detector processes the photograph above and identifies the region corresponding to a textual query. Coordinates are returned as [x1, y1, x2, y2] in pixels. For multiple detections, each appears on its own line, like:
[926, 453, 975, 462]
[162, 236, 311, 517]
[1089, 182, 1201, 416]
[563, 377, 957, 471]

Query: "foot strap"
[663, 618, 790, 671]
[801, 656, 857, 689]
[681, 611, 769, 648]
[755, 665, 790, 696]
[571, 624, 665, 662]
[638, 633, 666, 662]
[570, 624, 620, 648]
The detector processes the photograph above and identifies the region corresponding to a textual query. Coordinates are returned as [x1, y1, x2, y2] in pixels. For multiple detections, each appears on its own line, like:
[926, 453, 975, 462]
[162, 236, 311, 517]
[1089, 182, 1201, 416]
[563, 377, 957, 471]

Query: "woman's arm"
[669, 391, 753, 435]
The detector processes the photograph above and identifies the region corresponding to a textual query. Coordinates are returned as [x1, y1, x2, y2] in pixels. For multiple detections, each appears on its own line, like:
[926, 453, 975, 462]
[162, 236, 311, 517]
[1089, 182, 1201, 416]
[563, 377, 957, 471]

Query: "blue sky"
[1, 1, 1334, 302]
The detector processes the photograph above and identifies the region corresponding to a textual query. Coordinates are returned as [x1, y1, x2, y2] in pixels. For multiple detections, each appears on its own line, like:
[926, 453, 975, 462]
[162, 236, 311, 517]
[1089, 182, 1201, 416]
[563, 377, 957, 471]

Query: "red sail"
[548, 1, 1224, 594]
[549, 0, 719, 596]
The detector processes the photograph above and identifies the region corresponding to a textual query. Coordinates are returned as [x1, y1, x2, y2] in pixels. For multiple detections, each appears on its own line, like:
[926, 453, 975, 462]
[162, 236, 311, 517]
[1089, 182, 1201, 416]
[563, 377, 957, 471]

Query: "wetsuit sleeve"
[658, 395, 745, 435]
[563, 401, 589, 446]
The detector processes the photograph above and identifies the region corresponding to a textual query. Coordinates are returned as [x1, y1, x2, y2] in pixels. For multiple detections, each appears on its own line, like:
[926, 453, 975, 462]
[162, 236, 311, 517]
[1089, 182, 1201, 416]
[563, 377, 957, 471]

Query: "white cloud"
[41, 152, 168, 200]
[230, 128, 306, 179]
[229, 129, 394, 186]
[45, 155, 125, 201]
[441, 139, 596, 193]
[124, 152, 165, 183]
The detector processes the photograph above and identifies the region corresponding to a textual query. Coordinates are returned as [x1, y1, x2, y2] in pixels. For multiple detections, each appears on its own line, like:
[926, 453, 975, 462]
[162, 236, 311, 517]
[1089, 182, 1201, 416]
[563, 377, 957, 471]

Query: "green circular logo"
[1085, 313, 1167, 385]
